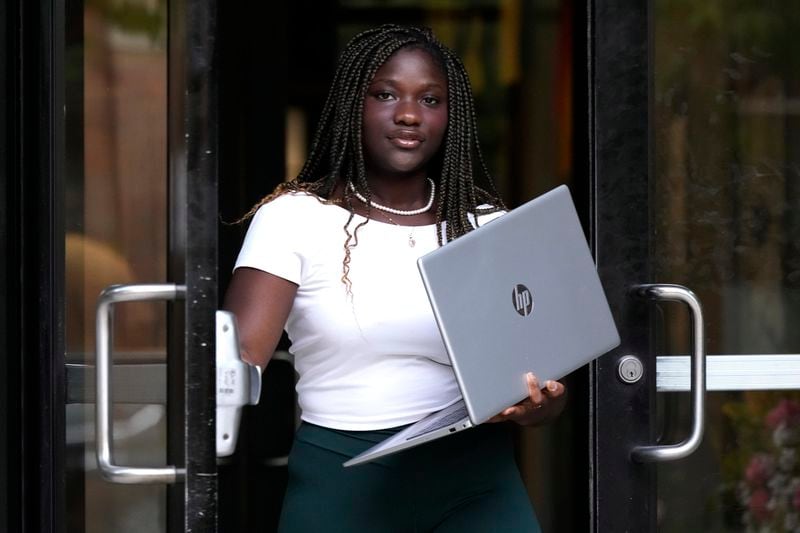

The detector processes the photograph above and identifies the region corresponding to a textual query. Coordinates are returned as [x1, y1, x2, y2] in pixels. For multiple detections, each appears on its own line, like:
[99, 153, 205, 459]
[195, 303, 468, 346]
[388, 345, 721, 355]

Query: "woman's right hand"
[487, 372, 567, 426]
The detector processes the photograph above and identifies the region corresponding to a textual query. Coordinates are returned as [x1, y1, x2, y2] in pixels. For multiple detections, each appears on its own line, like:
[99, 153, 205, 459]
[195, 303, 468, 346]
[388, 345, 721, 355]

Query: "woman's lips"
[389, 137, 422, 149]
[388, 132, 424, 149]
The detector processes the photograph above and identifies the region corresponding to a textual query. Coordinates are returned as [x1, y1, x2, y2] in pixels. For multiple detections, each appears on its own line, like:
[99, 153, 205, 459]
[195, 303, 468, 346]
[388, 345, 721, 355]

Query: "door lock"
[618, 355, 644, 384]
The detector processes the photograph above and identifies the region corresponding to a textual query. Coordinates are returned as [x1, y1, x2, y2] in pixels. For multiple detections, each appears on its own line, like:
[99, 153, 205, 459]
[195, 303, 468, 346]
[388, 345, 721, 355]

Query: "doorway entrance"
[592, 1, 800, 531]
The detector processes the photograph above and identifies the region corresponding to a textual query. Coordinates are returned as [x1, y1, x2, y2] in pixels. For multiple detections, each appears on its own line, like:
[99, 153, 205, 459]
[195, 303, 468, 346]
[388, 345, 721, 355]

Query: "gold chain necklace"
[376, 210, 418, 248]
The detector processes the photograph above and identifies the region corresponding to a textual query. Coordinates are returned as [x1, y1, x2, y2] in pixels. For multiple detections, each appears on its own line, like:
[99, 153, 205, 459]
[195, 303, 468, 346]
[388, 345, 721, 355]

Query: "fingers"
[489, 375, 567, 424]
[526, 373, 543, 405]
[543, 379, 566, 399]
[488, 404, 525, 423]
[490, 407, 521, 421]
[529, 372, 566, 398]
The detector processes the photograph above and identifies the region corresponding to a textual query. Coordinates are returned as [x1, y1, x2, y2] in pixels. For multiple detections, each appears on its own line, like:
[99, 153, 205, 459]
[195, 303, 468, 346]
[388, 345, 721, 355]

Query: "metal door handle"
[631, 284, 706, 462]
[95, 283, 186, 483]
[216, 310, 262, 457]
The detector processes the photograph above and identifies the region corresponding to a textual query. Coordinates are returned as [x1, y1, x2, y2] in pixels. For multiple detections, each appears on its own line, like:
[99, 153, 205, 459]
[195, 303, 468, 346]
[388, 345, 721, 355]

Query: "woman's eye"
[422, 96, 440, 105]
[375, 92, 394, 101]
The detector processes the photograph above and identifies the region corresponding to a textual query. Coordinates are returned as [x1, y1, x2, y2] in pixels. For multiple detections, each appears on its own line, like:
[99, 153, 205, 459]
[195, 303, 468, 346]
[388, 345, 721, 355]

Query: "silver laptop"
[343, 185, 620, 467]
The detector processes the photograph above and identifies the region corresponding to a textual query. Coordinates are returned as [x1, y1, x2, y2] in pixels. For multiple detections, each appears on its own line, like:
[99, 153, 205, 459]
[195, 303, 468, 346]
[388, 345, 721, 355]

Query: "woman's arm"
[222, 267, 298, 369]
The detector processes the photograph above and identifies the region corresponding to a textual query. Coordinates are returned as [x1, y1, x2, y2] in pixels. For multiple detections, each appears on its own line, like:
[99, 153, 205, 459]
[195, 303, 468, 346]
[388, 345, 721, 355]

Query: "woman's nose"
[394, 101, 421, 126]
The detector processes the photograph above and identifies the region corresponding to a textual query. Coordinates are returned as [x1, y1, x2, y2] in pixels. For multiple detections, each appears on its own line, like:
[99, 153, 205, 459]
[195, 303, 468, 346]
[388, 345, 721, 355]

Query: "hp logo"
[512, 284, 534, 317]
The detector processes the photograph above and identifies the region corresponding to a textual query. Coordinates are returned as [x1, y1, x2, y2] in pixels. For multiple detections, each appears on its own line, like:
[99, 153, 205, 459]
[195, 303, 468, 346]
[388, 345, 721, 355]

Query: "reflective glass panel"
[653, 2, 800, 531]
[64, 1, 169, 531]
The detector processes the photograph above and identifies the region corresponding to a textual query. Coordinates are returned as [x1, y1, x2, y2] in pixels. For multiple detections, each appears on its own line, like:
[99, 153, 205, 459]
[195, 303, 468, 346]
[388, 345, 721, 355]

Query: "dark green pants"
[278, 422, 541, 532]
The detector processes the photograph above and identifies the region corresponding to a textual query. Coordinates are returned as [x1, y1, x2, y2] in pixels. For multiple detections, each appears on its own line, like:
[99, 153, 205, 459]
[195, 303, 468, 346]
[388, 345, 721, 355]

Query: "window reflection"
[65, 1, 168, 532]
[653, 2, 800, 531]
[66, 0, 168, 359]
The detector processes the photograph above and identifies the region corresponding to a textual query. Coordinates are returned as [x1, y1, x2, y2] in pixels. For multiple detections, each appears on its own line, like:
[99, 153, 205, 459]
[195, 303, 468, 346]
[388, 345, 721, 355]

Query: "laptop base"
[343, 399, 474, 467]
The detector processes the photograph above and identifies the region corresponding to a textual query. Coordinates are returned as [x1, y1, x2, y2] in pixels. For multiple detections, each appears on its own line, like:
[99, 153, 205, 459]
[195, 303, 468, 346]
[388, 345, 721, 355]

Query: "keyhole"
[617, 356, 643, 384]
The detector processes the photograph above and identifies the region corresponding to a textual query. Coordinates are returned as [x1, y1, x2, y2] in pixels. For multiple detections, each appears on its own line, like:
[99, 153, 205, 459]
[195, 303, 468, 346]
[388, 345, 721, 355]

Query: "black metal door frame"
[168, 0, 219, 531]
[3, 1, 67, 531]
[588, 0, 654, 531]
[0, 1, 9, 528]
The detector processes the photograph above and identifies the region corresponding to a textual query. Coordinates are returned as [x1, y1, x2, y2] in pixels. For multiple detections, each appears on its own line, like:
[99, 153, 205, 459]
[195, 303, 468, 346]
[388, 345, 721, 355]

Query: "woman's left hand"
[487, 373, 567, 426]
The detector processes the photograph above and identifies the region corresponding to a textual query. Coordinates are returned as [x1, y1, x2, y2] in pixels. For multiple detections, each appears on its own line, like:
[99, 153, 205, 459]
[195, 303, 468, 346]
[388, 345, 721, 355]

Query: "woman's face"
[361, 47, 448, 181]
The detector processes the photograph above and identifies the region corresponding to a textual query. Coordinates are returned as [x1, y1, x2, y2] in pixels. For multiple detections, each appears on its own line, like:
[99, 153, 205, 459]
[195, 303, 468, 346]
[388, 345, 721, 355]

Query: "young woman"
[225, 24, 566, 532]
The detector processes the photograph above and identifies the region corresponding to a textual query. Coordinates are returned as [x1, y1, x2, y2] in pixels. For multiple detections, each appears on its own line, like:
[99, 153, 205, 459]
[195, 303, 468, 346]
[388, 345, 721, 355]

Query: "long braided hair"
[241, 24, 505, 291]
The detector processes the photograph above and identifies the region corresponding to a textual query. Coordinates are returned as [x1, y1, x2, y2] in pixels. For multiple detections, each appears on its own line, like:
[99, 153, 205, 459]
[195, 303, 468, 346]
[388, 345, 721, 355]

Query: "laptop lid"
[417, 185, 620, 424]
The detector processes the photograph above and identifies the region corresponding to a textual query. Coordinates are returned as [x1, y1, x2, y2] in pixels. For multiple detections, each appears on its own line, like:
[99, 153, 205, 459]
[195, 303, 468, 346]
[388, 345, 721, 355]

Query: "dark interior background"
[217, 1, 589, 531]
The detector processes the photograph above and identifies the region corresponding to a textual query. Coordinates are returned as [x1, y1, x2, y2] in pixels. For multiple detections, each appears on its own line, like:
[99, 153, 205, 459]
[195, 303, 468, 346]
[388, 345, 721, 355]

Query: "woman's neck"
[330, 177, 438, 226]
[363, 174, 430, 211]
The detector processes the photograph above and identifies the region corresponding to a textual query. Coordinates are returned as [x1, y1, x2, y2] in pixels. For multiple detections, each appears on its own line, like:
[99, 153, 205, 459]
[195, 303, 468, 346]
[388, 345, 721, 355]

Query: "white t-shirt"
[234, 192, 502, 430]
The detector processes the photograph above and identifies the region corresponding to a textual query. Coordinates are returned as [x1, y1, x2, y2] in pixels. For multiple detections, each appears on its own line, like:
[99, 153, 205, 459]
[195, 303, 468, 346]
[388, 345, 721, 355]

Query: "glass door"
[61, 0, 218, 531]
[64, 1, 171, 530]
[592, 1, 800, 531]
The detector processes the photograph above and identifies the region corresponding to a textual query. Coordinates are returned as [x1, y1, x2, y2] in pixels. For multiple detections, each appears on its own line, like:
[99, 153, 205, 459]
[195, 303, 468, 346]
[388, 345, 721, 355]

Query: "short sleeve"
[233, 195, 304, 285]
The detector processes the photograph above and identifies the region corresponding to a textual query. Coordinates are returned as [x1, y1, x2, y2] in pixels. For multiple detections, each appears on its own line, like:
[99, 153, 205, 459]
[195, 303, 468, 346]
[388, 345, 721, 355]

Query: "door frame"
[588, 0, 654, 531]
[6, 1, 68, 531]
[168, 0, 220, 530]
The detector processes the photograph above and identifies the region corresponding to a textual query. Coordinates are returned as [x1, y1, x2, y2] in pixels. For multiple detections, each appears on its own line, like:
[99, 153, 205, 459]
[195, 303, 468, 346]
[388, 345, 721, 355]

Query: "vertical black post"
[168, 0, 187, 528]
[28, 1, 65, 531]
[588, 0, 654, 531]
[184, 0, 219, 530]
[169, 0, 219, 530]
[11, 1, 67, 532]
[0, 1, 14, 531]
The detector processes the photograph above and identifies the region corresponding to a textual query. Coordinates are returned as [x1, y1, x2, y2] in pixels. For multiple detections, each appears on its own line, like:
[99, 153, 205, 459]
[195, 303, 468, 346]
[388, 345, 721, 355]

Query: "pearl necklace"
[348, 178, 435, 216]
